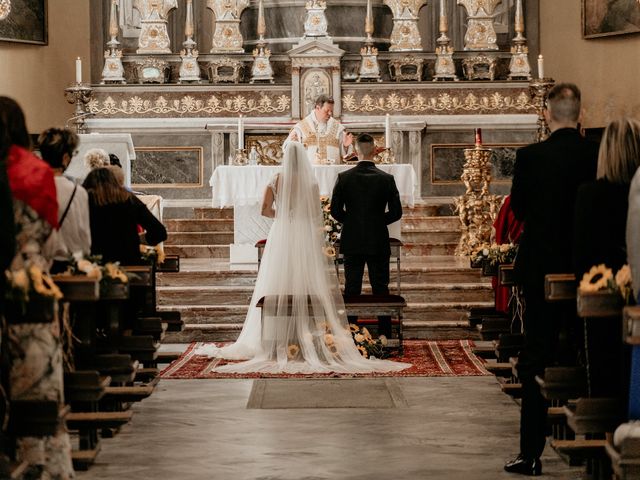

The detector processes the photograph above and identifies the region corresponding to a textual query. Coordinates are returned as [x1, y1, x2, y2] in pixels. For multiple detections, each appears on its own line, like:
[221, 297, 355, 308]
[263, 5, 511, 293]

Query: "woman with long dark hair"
[83, 167, 167, 265]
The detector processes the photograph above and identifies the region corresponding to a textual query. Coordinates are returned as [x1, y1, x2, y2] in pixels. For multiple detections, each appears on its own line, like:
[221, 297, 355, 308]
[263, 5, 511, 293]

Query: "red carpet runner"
[160, 340, 490, 379]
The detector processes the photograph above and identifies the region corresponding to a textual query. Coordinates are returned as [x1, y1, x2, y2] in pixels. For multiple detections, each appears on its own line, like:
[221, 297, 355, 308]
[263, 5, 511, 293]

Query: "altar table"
[209, 164, 417, 264]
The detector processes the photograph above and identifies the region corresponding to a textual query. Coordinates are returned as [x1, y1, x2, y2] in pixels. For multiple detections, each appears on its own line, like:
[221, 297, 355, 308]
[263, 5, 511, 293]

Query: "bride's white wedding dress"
[195, 142, 410, 374]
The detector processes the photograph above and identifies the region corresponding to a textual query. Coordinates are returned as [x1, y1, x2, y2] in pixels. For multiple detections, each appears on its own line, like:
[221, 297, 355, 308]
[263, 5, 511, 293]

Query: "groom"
[330, 133, 403, 337]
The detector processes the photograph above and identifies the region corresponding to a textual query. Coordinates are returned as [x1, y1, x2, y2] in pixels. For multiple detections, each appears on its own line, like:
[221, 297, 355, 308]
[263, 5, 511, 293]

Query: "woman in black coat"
[573, 117, 640, 399]
[83, 168, 167, 265]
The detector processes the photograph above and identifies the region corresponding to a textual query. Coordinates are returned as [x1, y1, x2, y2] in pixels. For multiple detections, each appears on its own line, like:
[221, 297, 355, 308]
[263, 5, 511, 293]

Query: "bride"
[196, 142, 410, 374]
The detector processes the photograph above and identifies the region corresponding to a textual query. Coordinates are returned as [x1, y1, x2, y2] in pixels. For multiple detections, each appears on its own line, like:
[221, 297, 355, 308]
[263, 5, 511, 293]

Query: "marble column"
[408, 130, 422, 195]
[229, 132, 239, 164]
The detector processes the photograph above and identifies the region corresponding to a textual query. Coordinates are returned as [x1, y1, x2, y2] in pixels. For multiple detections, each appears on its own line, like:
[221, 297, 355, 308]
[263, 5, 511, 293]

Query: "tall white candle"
[385, 113, 391, 149]
[440, 0, 445, 18]
[537, 54, 544, 79]
[238, 115, 244, 150]
[75, 57, 82, 84]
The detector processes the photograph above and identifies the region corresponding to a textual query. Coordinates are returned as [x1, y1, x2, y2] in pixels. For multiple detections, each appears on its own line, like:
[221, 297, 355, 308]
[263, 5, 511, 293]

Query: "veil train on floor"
[195, 142, 410, 374]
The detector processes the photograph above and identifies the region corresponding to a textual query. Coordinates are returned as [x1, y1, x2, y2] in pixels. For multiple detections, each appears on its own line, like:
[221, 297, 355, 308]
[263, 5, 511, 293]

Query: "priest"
[283, 95, 353, 164]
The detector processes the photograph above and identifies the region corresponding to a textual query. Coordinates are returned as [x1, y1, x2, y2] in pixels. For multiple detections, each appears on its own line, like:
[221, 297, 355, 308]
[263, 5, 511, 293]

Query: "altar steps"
[156, 282, 493, 306]
[160, 301, 487, 343]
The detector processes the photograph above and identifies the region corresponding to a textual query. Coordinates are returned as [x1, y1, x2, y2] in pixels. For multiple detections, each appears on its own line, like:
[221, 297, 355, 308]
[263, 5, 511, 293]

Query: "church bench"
[545, 273, 577, 302]
[563, 398, 625, 435]
[156, 254, 180, 273]
[66, 410, 133, 430]
[535, 367, 587, 401]
[71, 448, 100, 471]
[135, 367, 160, 383]
[493, 333, 524, 362]
[484, 361, 512, 377]
[92, 355, 139, 384]
[9, 401, 68, 438]
[103, 385, 155, 403]
[498, 264, 516, 287]
[132, 316, 167, 342]
[342, 294, 406, 354]
[64, 372, 111, 403]
[497, 377, 522, 397]
[552, 439, 610, 474]
[475, 316, 511, 341]
[605, 436, 640, 480]
[471, 341, 497, 359]
[468, 307, 504, 327]
[157, 351, 183, 363]
[157, 310, 183, 332]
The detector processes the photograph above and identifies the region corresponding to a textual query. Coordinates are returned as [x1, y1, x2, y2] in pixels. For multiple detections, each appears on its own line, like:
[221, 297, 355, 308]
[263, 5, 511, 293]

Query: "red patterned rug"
[160, 340, 490, 379]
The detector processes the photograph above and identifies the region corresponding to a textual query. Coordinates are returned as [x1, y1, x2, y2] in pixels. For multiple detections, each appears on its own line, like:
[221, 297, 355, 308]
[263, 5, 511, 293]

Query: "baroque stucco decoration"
[207, 0, 250, 53]
[457, 0, 502, 50]
[383, 0, 427, 51]
[133, 0, 177, 54]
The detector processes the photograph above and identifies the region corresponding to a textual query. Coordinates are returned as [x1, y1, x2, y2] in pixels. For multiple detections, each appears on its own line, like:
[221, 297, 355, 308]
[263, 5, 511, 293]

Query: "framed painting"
[583, 0, 640, 38]
[0, 0, 48, 45]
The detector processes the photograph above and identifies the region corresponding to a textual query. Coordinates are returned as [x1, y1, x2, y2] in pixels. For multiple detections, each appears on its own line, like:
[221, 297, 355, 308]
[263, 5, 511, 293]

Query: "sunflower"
[324, 333, 335, 346]
[579, 264, 613, 293]
[323, 204, 331, 212]
[354, 333, 365, 343]
[349, 324, 360, 333]
[320, 195, 329, 203]
[616, 264, 632, 289]
[287, 344, 300, 359]
[362, 327, 372, 341]
[378, 334, 388, 346]
[323, 246, 336, 258]
[357, 345, 369, 358]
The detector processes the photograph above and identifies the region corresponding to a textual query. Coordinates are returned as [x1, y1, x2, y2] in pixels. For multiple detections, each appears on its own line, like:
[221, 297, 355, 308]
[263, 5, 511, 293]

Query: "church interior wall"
[0, 0, 90, 133]
[540, 1, 640, 128]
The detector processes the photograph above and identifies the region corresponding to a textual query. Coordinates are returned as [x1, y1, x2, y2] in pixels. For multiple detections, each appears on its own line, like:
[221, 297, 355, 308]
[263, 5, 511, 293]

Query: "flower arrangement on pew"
[579, 264, 634, 305]
[349, 323, 388, 359]
[140, 244, 166, 265]
[62, 254, 133, 295]
[320, 195, 341, 258]
[470, 243, 518, 274]
[5, 265, 63, 319]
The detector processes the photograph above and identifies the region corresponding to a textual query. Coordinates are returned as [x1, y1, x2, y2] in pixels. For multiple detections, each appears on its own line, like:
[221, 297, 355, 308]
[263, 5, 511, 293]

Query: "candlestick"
[385, 114, 391, 149]
[238, 115, 244, 150]
[475, 128, 482, 147]
[440, 0, 445, 18]
[75, 57, 82, 84]
[537, 54, 544, 79]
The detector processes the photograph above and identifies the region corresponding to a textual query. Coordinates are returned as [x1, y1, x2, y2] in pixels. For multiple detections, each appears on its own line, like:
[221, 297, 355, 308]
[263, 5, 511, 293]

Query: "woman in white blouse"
[38, 128, 91, 272]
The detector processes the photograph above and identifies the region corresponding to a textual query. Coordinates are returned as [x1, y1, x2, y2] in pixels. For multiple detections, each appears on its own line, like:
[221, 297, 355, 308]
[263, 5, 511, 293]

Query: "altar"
[210, 164, 417, 264]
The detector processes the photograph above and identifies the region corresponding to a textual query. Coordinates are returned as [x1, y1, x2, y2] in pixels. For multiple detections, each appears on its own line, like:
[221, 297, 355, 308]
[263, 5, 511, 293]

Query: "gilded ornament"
[0, 0, 11, 21]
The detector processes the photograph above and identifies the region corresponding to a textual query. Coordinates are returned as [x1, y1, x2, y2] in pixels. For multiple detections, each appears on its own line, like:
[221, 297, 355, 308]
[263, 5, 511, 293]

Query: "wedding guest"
[38, 128, 91, 272]
[574, 118, 640, 403]
[84, 147, 109, 170]
[627, 162, 640, 302]
[0, 120, 15, 314]
[575, 118, 640, 277]
[0, 96, 75, 478]
[109, 153, 122, 168]
[83, 167, 167, 265]
[330, 133, 402, 338]
[505, 83, 599, 476]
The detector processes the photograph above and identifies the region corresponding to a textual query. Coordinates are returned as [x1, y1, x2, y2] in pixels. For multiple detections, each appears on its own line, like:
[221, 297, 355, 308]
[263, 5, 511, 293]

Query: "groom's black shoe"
[504, 455, 542, 476]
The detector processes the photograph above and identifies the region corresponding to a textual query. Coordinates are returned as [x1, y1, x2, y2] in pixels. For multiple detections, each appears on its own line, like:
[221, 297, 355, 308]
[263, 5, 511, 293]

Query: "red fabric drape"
[6, 145, 58, 229]
[492, 195, 524, 313]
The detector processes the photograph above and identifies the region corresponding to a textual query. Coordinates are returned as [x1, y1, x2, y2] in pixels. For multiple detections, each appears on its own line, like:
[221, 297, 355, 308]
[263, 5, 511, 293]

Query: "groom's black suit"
[330, 161, 403, 337]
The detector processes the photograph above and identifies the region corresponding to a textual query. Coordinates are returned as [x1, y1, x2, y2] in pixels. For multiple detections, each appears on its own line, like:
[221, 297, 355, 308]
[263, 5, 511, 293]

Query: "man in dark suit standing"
[505, 84, 599, 476]
[330, 133, 403, 338]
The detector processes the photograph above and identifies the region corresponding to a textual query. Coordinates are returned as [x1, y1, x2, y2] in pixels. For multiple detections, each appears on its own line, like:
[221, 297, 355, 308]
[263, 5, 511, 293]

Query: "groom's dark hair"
[356, 133, 375, 159]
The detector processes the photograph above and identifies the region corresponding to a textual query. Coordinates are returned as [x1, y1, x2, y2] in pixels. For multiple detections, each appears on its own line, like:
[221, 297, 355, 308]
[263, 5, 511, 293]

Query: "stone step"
[162, 301, 491, 343]
[164, 245, 229, 258]
[402, 216, 460, 231]
[165, 219, 233, 233]
[156, 283, 493, 306]
[165, 232, 234, 245]
[156, 264, 486, 288]
[193, 207, 234, 220]
[401, 230, 461, 244]
[401, 243, 458, 256]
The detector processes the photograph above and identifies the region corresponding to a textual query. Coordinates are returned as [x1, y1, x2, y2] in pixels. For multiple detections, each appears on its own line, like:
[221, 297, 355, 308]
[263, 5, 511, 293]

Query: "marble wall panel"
[132, 147, 203, 187]
[422, 129, 536, 197]
[129, 133, 213, 200]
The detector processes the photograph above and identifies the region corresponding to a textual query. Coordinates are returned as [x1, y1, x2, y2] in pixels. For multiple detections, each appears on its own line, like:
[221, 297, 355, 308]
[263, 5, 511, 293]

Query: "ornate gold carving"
[246, 135, 287, 165]
[454, 146, 502, 255]
[135, 58, 169, 84]
[457, 0, 501, 51]
[0, 0, 11, 21]
[388, 56, 424, 81]
[207, 57, 244, 83]
[207, 0, 249, 53]
[462, 55, 497, 81]
[384, 0, 427, 51]
[342, 91, 534, 114]
[134, 0, 177, 54]
[87, 93, 291, 116]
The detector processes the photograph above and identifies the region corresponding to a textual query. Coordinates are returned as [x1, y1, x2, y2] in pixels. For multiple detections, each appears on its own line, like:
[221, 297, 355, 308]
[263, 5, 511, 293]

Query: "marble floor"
[76, 374, 582, 480]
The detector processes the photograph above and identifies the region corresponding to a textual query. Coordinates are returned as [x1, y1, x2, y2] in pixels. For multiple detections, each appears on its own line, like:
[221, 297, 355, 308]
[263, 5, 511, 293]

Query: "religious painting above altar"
[0, 0, 47, 45]
[583, 0, 640, 38]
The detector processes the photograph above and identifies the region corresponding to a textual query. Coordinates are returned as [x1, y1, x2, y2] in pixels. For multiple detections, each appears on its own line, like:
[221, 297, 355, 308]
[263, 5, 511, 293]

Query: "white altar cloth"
[209, 164, 417, 208]
[209, 164, 417, 264]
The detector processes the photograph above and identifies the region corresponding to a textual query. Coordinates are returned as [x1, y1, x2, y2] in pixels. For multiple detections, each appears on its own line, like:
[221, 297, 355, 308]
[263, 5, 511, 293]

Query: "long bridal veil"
[196, 142, 410, 374]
